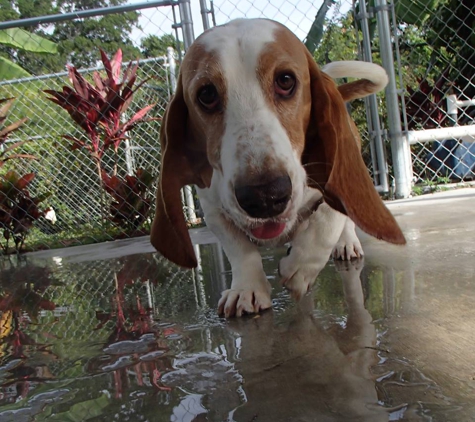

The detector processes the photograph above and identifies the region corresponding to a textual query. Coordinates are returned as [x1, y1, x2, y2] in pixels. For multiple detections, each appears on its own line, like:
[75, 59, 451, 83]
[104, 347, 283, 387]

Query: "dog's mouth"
[250, 221, 287, 239]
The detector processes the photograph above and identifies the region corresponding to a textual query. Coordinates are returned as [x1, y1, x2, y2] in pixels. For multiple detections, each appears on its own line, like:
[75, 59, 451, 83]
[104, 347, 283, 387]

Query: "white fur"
[191, 21, 377, 317]
[322, 60, 388, 93]
[200, 19, 306, 242]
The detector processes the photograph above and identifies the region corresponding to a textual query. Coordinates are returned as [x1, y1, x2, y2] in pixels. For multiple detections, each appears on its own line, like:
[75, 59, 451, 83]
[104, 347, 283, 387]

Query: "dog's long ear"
[150, 75, 212, 268]
[303, 57, 405, 245]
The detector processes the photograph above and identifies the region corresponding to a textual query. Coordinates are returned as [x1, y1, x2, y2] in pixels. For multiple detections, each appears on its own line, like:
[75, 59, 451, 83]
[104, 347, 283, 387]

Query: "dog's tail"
[322, 61, 388, 102]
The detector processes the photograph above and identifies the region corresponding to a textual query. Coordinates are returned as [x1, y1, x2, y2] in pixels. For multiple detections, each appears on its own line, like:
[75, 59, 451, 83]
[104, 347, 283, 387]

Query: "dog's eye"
[197, 84, 220, 111]
[275, 72, 296, 97]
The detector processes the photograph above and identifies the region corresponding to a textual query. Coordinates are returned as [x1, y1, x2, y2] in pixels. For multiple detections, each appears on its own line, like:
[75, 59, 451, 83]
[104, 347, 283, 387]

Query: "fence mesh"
[0, 2, 182, 252]
[395, 0, 475, 185]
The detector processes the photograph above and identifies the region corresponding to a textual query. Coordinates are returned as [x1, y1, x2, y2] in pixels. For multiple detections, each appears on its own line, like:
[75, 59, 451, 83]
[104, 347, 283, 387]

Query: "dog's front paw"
[218, 284, 272, 318]
[332, 220, 364, 260]
[278, 246, 322, 301]
[332, 237, 364, 260]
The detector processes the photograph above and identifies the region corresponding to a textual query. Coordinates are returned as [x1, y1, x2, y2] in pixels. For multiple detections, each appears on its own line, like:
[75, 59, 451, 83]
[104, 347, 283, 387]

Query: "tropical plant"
[101, 168, 154, 231]
[45, 49, 155, 180]
[0, 170, 51, 252]
[305, 0, 336, 55]
[0, 97, 50, 253]
[45, 49, 157, 230]
[0, 28, 58, 80]
[0, 98, 36, 165]
[0, 0, 140, 76]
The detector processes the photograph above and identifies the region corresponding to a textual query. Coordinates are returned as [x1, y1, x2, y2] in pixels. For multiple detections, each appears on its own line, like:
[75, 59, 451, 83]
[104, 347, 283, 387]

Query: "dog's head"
[151, 18, 405, 268]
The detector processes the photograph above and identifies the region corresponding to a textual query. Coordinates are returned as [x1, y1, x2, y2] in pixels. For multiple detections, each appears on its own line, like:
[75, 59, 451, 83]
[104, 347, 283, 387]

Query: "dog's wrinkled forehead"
[198, 18, 278, 68]
[180, 19, 306, 86]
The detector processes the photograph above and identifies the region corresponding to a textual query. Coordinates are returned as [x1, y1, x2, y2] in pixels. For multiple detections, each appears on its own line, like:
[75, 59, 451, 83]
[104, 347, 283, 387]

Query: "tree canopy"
[0, 0, 141, 75]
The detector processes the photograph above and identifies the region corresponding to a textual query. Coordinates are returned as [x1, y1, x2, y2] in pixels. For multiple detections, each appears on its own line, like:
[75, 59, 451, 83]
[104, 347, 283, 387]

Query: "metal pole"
[0, 0, 176, 30]
[124, 138, 135, 175]
[199, 0, 211, 30]
[374, 0, 412, 198]
[178, 0, 195, 51]
[357, 0, 389, 192]
[166, 47, 177, 94]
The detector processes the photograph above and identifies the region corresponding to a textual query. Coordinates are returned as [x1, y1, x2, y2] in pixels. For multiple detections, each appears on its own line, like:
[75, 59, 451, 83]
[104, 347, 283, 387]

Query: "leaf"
[63, 135, 86, 150]
[304, 0, 336, 54]
[110, 49, 123, 84]
[0, 28, 58, 54]
[0, 98, 15, 118]
[121, 104, 155, 132]
[0, 118, 28, 140]
[0, 56, 30, 81]
[100, 49, 118, 90]
[395, 0, 439, 26]
[36, 192, 52, 202]
[16, 173, 35, 190]
[2, 154, 38, 162]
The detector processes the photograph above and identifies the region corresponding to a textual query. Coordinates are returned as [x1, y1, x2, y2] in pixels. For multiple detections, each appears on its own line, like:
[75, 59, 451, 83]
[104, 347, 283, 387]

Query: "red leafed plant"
[101, 168, 154, 231]
[44, 49, 156, 180]
[0, 170, 51, 252]
[405, 69, 451, 130]
[44, 49, 158, 230]
[0, 97, 49, 253]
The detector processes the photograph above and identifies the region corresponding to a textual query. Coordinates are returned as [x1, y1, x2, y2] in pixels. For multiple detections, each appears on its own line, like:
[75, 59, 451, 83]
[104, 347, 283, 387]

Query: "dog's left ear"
[150, 74, 212, 268]
[303, 57, 405, 245]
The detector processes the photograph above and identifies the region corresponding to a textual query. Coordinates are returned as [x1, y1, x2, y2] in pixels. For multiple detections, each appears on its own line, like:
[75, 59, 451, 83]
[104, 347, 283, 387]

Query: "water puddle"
[0, 237, 473, 421]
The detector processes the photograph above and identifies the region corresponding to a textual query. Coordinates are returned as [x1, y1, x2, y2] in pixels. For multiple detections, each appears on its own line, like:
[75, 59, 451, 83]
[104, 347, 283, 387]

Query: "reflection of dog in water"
[228, 259, 388, 422]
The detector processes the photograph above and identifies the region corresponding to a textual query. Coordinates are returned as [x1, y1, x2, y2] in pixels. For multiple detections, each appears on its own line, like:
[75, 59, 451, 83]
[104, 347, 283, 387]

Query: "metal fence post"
[199, 0, 212, 30]
[356, 0, 389, 193]
[166, 47, 177, 94]
[374, 0, 412, 198]
[178, 0, 195, 50]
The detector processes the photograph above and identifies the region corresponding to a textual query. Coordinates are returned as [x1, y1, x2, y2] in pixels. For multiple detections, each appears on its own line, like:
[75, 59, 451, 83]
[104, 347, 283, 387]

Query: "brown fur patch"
[180, 42, 227, 173]
[255, 26, 313, 158]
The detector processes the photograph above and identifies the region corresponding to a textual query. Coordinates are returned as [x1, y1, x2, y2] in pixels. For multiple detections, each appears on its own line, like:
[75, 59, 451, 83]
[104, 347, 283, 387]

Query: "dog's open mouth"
[250, 221, 287, 239]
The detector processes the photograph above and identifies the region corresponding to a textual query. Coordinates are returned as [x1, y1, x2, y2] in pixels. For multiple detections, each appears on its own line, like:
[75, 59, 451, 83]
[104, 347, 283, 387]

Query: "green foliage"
[140, 34, 181, 58]
[411, 177, 452, 195]
[304, 0, 336, 55]
[0, 28, 57, 54]
[314, 12, 360, 64]
[0, 0, 140, 76]
[0, 28, 58, 80]
[395, 0, 440, 26]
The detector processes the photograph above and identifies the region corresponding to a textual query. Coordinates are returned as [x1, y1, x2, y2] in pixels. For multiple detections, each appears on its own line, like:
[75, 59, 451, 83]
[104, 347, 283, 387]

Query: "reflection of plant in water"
[0, 261, 58, 405]
[91, 265, 179, 399]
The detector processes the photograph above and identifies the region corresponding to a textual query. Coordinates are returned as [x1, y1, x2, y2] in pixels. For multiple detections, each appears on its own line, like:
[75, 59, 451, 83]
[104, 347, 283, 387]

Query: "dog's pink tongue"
[251, 222, 286, 239]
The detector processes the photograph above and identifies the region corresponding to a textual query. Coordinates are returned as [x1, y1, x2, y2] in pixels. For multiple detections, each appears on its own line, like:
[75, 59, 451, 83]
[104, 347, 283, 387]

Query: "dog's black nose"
[234, 175, 292, 218]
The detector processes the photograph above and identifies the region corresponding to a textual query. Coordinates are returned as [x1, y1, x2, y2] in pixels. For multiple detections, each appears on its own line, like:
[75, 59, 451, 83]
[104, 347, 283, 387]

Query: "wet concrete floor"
[0, 188, 474, 421]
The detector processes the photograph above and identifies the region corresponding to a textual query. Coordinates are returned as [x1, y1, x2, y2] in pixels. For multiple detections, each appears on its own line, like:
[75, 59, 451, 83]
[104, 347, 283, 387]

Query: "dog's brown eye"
[275, 72, 296, 97]
[198, 84, 220, 111]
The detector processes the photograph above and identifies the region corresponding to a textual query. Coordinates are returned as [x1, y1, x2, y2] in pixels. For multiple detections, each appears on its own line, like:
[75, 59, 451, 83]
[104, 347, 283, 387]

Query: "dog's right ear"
[150, 75, 211, 268]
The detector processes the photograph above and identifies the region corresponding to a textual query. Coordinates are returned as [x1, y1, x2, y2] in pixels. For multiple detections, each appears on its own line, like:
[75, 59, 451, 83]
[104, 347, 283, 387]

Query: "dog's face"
[180, 19, 312, 243]
[151, 18, 405, 268]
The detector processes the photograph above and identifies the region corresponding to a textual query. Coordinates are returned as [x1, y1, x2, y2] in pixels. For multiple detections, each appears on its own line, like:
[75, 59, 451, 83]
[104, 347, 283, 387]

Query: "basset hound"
[150, 18, 405, 317]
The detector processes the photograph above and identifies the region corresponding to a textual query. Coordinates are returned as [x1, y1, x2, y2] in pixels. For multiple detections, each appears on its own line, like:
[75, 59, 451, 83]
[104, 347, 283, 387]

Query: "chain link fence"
[395, 0, 475, 187]
[0, 0, 474, 253]
[0, 1, 185, 252]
